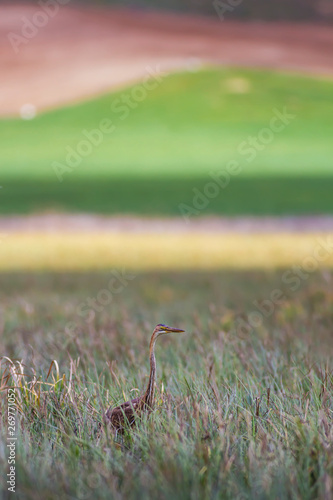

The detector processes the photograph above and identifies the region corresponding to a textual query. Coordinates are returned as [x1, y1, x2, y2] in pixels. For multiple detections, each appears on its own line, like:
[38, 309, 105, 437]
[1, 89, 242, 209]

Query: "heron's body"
[104, 324, 184, 432]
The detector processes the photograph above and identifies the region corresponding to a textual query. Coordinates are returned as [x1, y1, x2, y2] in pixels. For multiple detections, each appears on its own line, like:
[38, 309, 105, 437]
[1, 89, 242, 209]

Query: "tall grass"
[1, 271, 332, 499]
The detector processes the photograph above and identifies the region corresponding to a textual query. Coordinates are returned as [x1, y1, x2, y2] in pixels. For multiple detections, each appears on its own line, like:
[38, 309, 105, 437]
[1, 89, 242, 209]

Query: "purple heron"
[104, 324, 185, 432]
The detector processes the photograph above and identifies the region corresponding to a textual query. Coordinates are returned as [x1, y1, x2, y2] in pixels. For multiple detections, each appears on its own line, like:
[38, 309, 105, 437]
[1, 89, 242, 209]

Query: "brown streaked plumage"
[104, 324, 185, 432]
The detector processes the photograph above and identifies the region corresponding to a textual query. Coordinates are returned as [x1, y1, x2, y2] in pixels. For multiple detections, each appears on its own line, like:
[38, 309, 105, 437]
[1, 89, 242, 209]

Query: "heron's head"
[153, 323, 185, 338]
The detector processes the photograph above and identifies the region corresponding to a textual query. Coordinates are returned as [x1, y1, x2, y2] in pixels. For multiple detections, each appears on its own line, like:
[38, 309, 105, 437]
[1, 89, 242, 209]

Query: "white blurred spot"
[186, 57, 203, 73]
[225, 77, 251, 94]
[20, 103, 37, 120]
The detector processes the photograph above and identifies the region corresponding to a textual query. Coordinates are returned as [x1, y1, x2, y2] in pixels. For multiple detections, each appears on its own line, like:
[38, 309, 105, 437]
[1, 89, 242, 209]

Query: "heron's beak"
[165, 327, 185, 333]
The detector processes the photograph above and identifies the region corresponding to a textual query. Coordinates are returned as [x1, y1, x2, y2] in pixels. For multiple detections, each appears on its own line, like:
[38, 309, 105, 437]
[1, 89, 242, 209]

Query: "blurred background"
[8, 0, 333, 20]
[0, 0, 333, 270]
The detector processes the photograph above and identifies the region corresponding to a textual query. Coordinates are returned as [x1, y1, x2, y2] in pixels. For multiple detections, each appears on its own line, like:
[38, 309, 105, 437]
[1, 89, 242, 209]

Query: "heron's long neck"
[144, 334, 157, 409]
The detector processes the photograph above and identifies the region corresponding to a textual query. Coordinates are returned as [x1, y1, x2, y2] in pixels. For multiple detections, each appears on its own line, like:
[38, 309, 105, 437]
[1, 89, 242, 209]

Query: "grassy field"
[2, 176, 333, 216]
[1, 68, 333, 215]
[1, 233, 333, 271]
[1, 270, 333, 499]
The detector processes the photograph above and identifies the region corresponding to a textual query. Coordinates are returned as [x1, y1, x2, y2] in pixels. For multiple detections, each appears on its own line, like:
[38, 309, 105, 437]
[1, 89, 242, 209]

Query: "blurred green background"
[1, 68, 333, 215]
[63, 0, 332, 21]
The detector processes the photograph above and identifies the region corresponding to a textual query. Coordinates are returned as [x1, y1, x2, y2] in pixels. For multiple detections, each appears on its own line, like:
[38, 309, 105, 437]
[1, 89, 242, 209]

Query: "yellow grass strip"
[1, 232, 333, 271]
